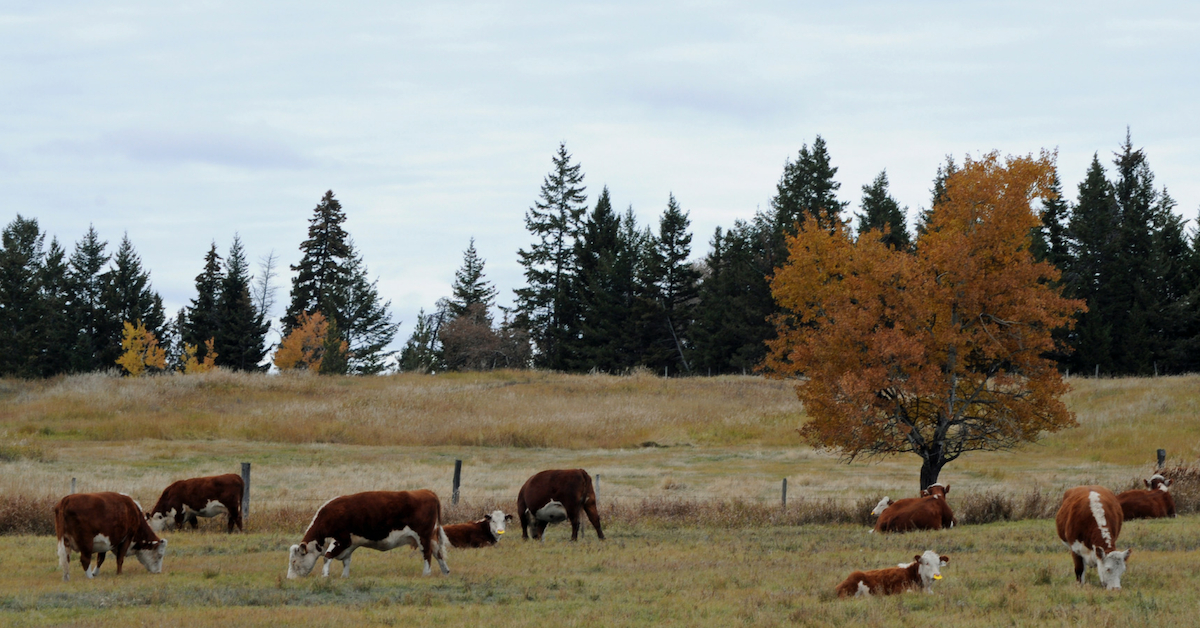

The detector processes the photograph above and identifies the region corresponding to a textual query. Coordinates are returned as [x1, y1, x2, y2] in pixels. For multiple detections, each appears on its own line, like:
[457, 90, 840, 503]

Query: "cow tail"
[435, 500, 449, 559]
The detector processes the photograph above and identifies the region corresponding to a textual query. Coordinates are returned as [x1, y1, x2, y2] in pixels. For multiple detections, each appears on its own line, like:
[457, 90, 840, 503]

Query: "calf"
[1055, 485, 1130, 590]
[147, 473, 244, 533]
[836, 551, 950, 597]
[874, 492, 955, 533]
[517, 469, 604, 541]
[443, 510, 512, 548]
[54, 492, 167, 581]
[1117, 475, 1176, 520]
[287, 489, 449, 579]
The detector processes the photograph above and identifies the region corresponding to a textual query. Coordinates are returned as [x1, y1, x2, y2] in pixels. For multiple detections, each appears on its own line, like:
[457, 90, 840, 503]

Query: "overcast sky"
[4, 1, 1197, 348]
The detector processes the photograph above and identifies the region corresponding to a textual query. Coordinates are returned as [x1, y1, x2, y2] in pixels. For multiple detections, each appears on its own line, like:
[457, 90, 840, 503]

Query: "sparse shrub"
[0, 493, 56, 535]
[0, 440, 54, 463]
[958, 491, 1016, 524]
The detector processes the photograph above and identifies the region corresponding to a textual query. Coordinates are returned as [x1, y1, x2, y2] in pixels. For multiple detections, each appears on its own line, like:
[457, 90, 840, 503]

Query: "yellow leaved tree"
[181, 338, 218, 374]
[116, 320, 167, 376]
[274, 311, 346, 373]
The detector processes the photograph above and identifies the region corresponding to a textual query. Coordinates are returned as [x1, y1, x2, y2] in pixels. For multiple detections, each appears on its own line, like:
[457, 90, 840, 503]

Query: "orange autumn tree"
[273, 311, 347, 373]
[765, 151, 1084, 490]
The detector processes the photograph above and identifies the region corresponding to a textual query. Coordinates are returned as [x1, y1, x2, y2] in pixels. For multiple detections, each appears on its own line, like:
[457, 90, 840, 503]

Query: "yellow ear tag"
[933, 575, 943, 580]
[497, 530, 505, 534]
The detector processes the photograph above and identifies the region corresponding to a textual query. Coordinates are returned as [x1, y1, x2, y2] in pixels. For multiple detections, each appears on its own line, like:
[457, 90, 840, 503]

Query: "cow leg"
[115, 537, 133, 575]
[534, 520, 548, 541]
[188, 512, 199, 529]
[1072, 553, 1086, 584]
[95, 551, 107, 576]
[568, 510, 581, 541]
[340, 554, 351, 578]
[519, 504, 530, 540]
[80, 551, 94, 579]
[584, 501, 605, 540]
[228, 501, 243, 533]
[58, 539, 71, 581]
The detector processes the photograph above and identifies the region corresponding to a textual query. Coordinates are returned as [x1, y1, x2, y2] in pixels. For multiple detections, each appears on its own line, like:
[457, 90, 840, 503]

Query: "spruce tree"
[285, 190, 353, 334]
[448, 238, 497, 322]
[67, 226, 110, 372]
[647, 194, 700, 373]
[856, 170, 911, 250]
[1065, 154, 1119, 374]
[0, 216, 47, 377]
[183, 243, 223, 362]
[771, 135, 848, 239]
[99, 234, 166, 368]
[214, 235, 269, 371]
[917, 156, 958, 238]
[569, 188, 638, 372]
[514, 142, 587, 369]
[39, 238, 74, 376]
[1031, 169, 1071, 268]
[340, 248, 399, 374]
[399, 305, 447, 373]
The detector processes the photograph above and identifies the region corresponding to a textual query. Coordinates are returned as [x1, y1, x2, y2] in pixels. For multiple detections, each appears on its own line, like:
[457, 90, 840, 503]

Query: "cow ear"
[1144, 479, 1151, 488]
[914, 554, 922, 564]
[940, 556, 949, 566]
[298, 544, 308, 556]
[944, 485, 950, 494]
[920, 489, 929, 497]
[505, 514, 513, 521]
[1166, 479, 1173, 488]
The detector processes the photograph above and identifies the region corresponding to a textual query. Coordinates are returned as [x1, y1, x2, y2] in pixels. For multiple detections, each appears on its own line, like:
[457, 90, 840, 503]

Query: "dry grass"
[0, 369, 799, 448]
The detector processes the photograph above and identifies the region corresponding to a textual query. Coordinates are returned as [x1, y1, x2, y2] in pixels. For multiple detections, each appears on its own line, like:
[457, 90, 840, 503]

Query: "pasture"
[1, 371, 1199, 626]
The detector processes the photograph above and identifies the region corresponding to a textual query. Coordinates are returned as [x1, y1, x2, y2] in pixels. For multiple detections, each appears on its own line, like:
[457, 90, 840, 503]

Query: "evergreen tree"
[67, 226, 110, 372]
[640, 194, 699, 373]
[514, 142, 587, 369]
[770, 135, 848, 239]
[569, 189, 637, 371]
[1031, 169, 1071, 268]
[284, 190, 353, 334]
[183, 243, 222, 363]
[340, 248, 399, 374]
[39, 238, 74, 376]
[448, 238, 497, 322]
[284, 191, 396, 374]
[213, 235, 269, 371]
[0, 216, 47, 377]
[1065, 154, 1119, 374]
[399, 305, 446, 373]
[99, 234, 166, 368]
[917, 156, 958, 238]
[856, 170, 910, 250]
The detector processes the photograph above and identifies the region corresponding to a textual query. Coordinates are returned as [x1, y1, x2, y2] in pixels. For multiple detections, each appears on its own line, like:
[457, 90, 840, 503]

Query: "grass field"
[1, 371, 1199, 626]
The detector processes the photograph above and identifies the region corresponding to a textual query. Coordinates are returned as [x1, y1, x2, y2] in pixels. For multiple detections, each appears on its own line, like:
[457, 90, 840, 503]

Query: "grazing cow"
[873, 489, 955, 534]
[54, 492, 168, 581]
[287, 489, 449, 579]
[443, 510, 512, 548]
[147, 473, 244, 533]
[1056, 485, 1131, 590]
[517, 469, 604, 541]
[1117, 475, 1176, 520]
[836, 551, 950, 597]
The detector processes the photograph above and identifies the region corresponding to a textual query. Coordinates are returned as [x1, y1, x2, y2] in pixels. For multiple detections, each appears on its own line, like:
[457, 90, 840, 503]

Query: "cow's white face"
[1095, 548, 1130, 590]
[287, 541, 321, 579]
[871, 497, 893, 516]
[134, 539, 167, 574]
[146, 509, 177, 533]
[487, 510, 512, 538]
[915, 550, 949, 591]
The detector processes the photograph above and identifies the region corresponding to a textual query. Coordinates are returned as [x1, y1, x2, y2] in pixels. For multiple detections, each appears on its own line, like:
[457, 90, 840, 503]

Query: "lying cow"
[517, 469, 604, 541]
[287, 489, 449, 579]
[1056, 485, 1131, 590]
[873, 488, 955, 533]
[443, 510, 512, 548]
[836, 551, 951, 597]
[1117, 475, 1176, 520]
[147, 473, 244, 533]
[54, 492, 168, 581]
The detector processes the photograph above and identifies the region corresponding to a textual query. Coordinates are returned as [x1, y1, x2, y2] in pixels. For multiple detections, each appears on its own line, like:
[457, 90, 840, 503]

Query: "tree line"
[0, 190, 397, 377]
[2, 131, 1196, 379]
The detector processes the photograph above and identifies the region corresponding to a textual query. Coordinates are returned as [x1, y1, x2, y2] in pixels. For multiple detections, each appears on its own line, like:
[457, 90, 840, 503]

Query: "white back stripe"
[1088, 491, 1112, 546]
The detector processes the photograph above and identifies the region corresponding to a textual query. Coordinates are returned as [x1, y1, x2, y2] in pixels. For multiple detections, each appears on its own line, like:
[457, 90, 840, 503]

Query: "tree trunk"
[919, 456, 944, 492]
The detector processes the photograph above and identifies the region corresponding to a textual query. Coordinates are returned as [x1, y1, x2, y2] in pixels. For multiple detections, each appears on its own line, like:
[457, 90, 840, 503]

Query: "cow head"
[287, 541, 322, 579]
[485, 510, 512, 539]
[1094, 547, 1131, 590]
[870, 497, 893, 516]
[133, 538, 167, 574]
[146, 508, 178, 533]
[914, 550, 949, 591]
[921, 483, 950, 499]
[1145, 475, 1171, 492]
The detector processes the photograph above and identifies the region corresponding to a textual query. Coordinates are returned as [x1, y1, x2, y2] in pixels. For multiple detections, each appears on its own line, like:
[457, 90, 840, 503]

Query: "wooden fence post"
[782, 478, 788, 509]
[1157, 449, 1166, 470]
[70, 478, 76, 495]
[452, 459, 462, 505]
[240, 462, 251, 519]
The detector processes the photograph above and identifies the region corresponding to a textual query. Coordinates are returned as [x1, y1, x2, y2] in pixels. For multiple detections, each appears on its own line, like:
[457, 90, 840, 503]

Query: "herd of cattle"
[51, 468, 1177, 597]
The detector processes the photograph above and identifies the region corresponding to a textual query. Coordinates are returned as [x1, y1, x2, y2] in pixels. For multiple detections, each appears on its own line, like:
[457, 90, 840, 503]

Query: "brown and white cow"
[873, 485, 955, 534]
[54, 492, 168, 581]
[443, 510, 512, 548]
[516, 469, 604, 541]
[147, 473, 244, 533]
[1117, 474, 1176, 520]
[1056, 485, 1131, 590]
[287, 489, 449, 579]
[836, 550, 950, 597]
